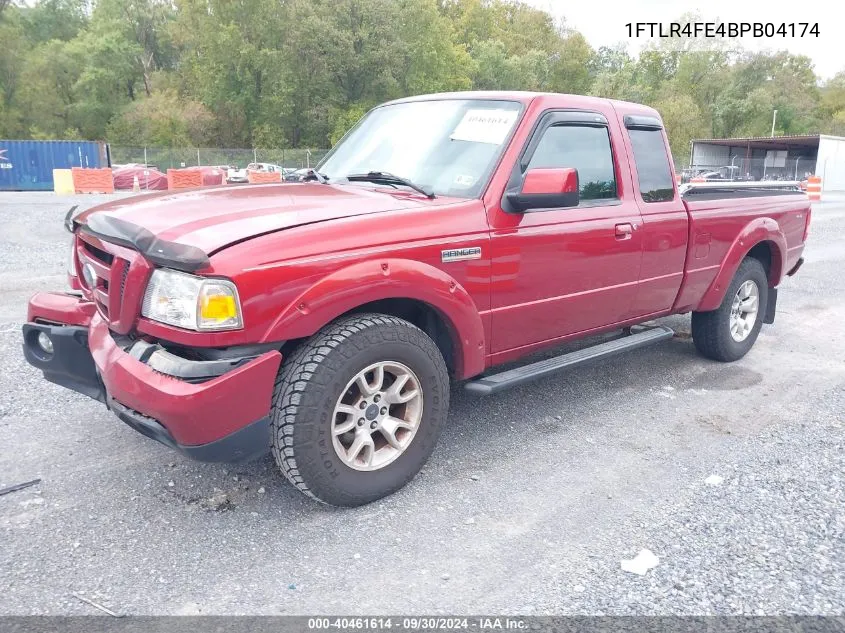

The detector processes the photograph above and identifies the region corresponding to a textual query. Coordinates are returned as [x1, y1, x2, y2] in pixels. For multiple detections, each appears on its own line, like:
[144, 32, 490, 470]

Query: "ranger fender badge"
[441, 246, 481, 263]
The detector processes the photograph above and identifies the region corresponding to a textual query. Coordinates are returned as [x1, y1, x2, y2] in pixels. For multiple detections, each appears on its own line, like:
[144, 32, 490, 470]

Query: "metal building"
[689, 134, 845, 192]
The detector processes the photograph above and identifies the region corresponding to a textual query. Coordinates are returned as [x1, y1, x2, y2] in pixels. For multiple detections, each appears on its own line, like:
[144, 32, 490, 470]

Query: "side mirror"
[506, 167, 580, 212]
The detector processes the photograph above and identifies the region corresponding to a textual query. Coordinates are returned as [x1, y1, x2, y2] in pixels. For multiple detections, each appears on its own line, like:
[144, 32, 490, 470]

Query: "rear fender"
[696, 218, 786, 312]
[261, 259, 486, 379]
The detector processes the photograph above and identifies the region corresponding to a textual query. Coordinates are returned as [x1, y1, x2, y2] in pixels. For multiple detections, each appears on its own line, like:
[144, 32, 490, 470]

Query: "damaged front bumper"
[23, 292, 282, 462]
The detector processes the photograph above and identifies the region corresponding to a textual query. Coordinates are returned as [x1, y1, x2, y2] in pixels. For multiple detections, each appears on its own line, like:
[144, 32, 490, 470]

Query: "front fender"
[696, 217, 786, 312]
[261, 259, 487, 379]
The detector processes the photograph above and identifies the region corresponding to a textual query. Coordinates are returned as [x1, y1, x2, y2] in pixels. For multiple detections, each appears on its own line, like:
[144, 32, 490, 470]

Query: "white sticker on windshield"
[450, 109, 518, 145]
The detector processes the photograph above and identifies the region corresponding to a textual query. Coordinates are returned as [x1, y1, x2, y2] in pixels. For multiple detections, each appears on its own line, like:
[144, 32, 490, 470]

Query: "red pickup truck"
[23, 92, 809, 506]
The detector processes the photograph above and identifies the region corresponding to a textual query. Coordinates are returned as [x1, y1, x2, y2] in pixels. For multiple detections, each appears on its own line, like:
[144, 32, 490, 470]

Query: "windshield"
[319, 99, 523, 198]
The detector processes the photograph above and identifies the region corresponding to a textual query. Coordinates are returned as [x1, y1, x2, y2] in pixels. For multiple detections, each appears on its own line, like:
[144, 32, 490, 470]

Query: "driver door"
[488, 110, 644, 354]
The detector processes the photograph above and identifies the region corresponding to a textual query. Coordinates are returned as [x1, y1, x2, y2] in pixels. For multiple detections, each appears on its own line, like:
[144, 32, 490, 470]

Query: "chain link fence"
[109, 147, 824, 188]
[681, 157, 818, 184]
[109, 146, 330, 170]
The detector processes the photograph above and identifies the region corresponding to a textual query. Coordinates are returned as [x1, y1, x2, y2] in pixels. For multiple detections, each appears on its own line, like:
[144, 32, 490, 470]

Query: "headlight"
[141, 269, 243, 331]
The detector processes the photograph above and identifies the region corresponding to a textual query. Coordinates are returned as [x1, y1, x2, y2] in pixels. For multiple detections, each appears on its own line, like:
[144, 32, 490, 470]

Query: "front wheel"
[270, 313, 450, 506]
[692, 257, 768, 362]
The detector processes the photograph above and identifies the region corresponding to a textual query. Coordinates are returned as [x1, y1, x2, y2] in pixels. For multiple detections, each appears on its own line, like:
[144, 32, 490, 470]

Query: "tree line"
[1, 0, 844, 164]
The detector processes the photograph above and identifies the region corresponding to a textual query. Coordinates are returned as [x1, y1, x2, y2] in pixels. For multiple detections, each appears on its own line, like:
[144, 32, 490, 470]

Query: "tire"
[692, 257, 768, 362]
[270, 313, 450, 506]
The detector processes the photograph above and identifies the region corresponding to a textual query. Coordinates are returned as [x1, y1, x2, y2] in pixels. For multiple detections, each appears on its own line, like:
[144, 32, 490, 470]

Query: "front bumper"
[23, 292, 282, 462]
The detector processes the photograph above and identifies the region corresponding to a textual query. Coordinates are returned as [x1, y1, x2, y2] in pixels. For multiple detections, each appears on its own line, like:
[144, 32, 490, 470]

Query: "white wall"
[691, 143, 730, 166]
[817, 136, 845, 191]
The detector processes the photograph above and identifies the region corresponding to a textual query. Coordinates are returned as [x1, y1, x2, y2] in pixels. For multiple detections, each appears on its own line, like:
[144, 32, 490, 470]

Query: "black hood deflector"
[80, 214, 211, 272]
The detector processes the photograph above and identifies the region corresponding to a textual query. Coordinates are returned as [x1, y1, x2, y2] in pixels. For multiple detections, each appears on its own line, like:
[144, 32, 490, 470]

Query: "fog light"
[37, 331, 54, 354]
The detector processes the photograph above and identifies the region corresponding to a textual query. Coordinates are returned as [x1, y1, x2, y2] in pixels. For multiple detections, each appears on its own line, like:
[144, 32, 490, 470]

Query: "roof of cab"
[384, 91, 660, 117]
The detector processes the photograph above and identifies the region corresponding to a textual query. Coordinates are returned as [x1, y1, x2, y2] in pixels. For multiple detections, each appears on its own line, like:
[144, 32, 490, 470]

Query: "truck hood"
[77, 182, 452, 256]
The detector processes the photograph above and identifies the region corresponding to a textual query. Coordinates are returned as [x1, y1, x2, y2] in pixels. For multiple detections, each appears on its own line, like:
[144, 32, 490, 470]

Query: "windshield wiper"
[344, 171, 435, 199]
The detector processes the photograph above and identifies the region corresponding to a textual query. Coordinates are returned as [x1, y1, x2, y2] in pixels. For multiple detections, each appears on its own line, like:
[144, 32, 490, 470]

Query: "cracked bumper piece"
[787, 257, 804, 276]
[23, 292, 282, 461]
[108, 398, 271, 462]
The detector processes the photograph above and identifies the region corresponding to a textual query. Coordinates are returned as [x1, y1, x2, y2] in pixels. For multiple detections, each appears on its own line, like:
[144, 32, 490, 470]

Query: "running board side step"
[464, 325, 674, 396]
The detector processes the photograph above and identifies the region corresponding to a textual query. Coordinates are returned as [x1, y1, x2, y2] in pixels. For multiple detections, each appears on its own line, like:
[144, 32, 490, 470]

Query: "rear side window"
[628, 129, 675, 202]
[527, 125, 617, 201]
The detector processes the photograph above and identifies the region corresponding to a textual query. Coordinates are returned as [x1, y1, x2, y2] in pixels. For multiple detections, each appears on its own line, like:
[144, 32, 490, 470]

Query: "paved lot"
[0, 192, 843, 615]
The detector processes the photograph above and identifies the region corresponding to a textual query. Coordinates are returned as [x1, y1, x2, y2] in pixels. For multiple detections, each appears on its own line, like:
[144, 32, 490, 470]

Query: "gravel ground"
[0, 192, 843, 615]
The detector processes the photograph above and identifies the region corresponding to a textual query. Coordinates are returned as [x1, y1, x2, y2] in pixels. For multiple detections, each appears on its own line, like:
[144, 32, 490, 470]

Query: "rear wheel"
[270, 313, 449, 506]
[692, 257, 768, 362]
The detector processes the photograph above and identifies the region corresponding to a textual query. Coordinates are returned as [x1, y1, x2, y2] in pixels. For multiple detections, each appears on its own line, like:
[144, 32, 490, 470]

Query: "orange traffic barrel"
[806, 175, 821, 202]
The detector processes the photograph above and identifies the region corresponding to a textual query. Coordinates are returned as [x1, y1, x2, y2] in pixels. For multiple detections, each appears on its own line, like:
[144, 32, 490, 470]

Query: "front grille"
[78, 234, 130, 325]
[82, 240, 114, 265]
[119, 261, 129, 302]
[93, 290, 110, 320]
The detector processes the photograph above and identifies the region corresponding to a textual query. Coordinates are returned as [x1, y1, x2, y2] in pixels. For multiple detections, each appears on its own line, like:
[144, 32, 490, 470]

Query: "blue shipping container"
[0, 140, 109, 191]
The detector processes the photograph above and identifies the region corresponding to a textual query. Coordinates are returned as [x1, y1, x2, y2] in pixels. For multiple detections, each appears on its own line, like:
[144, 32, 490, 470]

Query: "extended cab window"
[527, 125, 617, 201]
[628, 129, 675, 202]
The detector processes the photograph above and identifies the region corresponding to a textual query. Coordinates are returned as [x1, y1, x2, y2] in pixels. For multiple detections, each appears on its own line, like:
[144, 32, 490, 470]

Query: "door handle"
[615, 223, 633, 240]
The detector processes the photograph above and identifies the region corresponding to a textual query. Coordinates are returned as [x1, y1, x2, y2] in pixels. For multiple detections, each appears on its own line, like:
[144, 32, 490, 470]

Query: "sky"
[528, 0, 843, 80]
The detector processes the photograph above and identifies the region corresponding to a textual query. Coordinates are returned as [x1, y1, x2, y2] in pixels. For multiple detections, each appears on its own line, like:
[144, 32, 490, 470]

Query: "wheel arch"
[696, 218, 786, 312]
[264, 258, 487, 379]
[745, 240, 782, 284]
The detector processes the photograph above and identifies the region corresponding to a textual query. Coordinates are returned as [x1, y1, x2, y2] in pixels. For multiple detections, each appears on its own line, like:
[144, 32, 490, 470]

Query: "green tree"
[590, 48, 645, 102]
[21, 0, 88, 43]
[329, 103, 368, 146]
[713, 52, 821, 137]
[0, 8, 29, 136]
[820, 71, 845, 135]
[172, 0, 287, 146]
[3, 0, 843, 152]
[395, 0, 473, 95]
[17, 39, 85, 137]
[68, 28, 145, 138]
[107, 88, 214, 146]
[549, 32, 593, 95]
[91, 0, 177, 97]
[445, 0, 559, 56]
[653, 90, 709, 166]
[470, 40, 552, 91]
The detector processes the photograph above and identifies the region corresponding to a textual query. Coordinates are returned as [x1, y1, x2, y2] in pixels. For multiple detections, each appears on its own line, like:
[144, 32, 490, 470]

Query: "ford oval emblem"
[82, 263, 97, 288]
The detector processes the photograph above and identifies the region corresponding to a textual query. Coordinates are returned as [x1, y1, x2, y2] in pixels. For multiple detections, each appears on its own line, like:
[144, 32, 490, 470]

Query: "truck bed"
[680, 181, 806, 201]
[674, 189, 810, 313]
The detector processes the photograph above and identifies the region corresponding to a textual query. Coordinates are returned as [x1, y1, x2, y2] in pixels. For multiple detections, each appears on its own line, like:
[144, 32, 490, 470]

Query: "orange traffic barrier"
[71, 168, 114, 194]
[806, 175, 822, 202]
[247, 170, 282, 184]
[167, 169, 203, 190]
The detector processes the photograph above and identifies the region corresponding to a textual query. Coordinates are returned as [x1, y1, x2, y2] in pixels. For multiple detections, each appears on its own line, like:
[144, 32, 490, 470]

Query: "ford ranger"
[23, 92, 809, 506]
